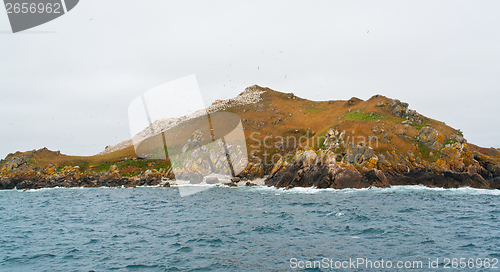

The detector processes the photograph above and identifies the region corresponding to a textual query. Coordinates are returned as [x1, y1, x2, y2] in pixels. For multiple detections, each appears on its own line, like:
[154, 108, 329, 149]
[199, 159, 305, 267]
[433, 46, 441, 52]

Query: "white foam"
[2, 183, 499, 196]
[171, 184, 218, 188]
[242, 184, 500, 196]
[358, 185, 500, 195]
[247, 186, 321, 194]
[18, 186, 87, 192]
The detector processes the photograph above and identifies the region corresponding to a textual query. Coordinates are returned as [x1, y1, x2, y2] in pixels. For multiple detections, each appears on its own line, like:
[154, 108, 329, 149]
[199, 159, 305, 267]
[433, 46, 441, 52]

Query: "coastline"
[1, 170, 499, 191]
[2, 88, 499, 192]
[3, 184, 500, 197]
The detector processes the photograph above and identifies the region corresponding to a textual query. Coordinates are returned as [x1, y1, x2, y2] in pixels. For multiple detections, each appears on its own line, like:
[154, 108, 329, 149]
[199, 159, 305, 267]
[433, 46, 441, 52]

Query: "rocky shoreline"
[0, 172, 264, 191]
[264, 126, 500, 190]
[1, 169, 498, 191]
[265, 149, 500, 190]
[1, 144, 499, 191]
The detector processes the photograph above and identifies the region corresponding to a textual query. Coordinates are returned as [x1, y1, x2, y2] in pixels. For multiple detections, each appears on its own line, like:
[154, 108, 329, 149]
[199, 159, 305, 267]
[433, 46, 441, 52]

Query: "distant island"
[1, 85, 499, 190]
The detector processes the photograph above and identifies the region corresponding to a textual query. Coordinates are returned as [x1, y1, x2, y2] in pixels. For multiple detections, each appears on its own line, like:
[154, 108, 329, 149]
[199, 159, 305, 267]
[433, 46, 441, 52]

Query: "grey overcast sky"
[1, 0, 499, 159]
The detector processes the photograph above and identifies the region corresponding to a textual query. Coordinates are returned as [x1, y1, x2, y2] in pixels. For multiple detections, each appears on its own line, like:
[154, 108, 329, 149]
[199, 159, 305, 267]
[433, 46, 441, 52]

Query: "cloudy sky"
[1, 0, 499, 159]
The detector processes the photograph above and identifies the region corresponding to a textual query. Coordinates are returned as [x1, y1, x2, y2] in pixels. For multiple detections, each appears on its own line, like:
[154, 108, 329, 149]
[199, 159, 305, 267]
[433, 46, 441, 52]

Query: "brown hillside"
[0, 86, 487, 173]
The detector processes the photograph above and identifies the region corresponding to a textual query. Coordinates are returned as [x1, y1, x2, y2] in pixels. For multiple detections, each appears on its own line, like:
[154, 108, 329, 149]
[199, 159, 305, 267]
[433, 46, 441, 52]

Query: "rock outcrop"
[265, 141, 500, 190]
[323, 128, 345, 152]
[266, 149, 390, 189]
[387, 99, 422, 123]
[418, 127, 447, 150]
[344, 143, 375, 164]
[0, 162, 166, 190]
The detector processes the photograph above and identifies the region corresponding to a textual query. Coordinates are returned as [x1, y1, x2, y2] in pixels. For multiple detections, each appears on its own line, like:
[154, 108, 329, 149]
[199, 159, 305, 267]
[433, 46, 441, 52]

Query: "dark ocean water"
[1, 185, 500, 271]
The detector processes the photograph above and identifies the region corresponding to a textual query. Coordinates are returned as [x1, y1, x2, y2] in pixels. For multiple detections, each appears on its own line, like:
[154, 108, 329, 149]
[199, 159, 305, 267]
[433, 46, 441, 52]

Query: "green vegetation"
[343, 110, 384, 121]
[410, 122, 426, 129]
[304, 106, 322, 114]
[77, 161, 90, 169]
[91, 159, 169, 174]
[444, 139, 458, 146]
[417, 142, 439, 162]
[93, 161, 115, 172]
[417, 142, 430, 156]
[318, 141, 326, 150]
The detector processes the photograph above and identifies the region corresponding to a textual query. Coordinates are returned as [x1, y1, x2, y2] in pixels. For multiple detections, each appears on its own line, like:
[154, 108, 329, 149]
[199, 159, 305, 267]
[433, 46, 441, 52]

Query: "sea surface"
[1, 185, 500, 271]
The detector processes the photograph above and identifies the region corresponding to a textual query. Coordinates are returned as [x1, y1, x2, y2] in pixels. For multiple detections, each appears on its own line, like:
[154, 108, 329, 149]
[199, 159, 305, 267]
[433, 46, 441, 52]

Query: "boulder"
[440, 143, 466, 171]
[344, 143, 374, 164]
[381, 134, 391, 143]
[326, 164, 368, 189]
[323, 128, 345, 151]
[363, 169, 390, 187]
[230, 177, 241, 183]
[346, 97, 362, 106]
[418, 127, 446, 150]
[188, 172, 204, 184]
[205, 176, 220, 184]
[450, 134, 466, 143]
[387, 99, 421, 123]
[487, 163, 500, 177]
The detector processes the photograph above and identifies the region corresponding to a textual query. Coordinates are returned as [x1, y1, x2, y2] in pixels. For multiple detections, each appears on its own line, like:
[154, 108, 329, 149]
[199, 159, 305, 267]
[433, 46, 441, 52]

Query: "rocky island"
[1, 85, 499, 190]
